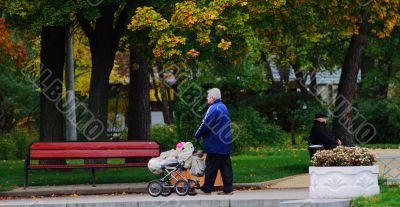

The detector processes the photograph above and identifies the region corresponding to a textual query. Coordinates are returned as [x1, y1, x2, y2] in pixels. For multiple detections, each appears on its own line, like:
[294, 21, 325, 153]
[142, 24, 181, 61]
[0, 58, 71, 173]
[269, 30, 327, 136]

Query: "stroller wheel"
[174, 180, 189, 196]
[161, 183, 174, 196]
[147, 180, 163, 197]
[188, 179, 198, 196]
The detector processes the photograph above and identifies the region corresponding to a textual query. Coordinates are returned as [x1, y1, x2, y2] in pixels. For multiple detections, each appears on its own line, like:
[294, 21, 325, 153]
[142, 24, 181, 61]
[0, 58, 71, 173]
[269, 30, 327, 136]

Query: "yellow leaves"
[153, 34, 186, 58]
[218, 39, 232, 50]
[217, 24, 228, 31]
[196, 30, 212, 45]
[128, 0, 246, 60]
[378, 10, 387, 20]
[171, 1, 198, 27]
[166, 49, 182, 58]
[186, 49, 200, 57]
[128, 7, 170, 32]
[377, 32, 386, 39]
[157, 34, 186, 48]
[74, 69, 91, 96]
[384, 15, 397, 33]
[153, 47, 165, 58]
[109, 66, 127, 85]
[208, 11, 218, 20]
[201, 11, 219, 26]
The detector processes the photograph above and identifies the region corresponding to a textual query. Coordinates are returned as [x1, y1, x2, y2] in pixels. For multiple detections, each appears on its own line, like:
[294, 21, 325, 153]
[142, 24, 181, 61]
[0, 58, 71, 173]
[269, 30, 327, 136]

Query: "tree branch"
[76, 15, 94, 40]
[112, 3, 131, 53]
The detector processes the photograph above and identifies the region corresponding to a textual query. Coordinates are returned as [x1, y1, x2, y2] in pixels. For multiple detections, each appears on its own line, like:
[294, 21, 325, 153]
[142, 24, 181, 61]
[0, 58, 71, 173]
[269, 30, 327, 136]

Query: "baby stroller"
[146, 141, 204, 197]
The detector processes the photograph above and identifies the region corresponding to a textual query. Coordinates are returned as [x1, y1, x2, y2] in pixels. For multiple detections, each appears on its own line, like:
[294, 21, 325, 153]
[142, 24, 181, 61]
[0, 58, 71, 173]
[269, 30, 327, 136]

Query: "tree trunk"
[126, 46, 151, 164]
[77, 4, 130, 141]
[278, 64, 290, 91]
[65, 20, 77, 141]
[39, 26, 66, 164]
[127, 46, 151, 140]
[333, 11, 370, 146]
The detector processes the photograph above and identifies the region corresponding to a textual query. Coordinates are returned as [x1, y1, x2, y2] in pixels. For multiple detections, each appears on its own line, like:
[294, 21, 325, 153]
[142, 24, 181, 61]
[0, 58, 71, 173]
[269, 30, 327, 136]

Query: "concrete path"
[0, 148, 396, 207]
[0, 188, 351, 207]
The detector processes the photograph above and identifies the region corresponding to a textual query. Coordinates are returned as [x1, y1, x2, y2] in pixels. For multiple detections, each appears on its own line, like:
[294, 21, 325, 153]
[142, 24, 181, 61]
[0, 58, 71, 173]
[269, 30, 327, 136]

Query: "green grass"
[232, 148, 309, 183]
[0, 148, 309, 192]
[352, 185, 400, 207]
[358, 144, 399, 149]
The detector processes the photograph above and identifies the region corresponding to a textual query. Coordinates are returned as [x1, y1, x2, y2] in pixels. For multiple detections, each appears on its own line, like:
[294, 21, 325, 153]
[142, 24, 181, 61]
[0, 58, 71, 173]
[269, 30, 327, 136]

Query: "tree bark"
[65, 20, 77, 141]
[333, 11, 370, 146]
[39, 26, 66, 164]
[127, 46, 151, 140]
[77, 4, 130, 141]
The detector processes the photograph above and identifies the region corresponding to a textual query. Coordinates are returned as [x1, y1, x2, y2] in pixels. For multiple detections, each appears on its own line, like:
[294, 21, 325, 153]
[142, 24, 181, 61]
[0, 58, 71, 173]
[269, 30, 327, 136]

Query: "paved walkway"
[0, 148, 397, 206]
[0, 188, 352, 207]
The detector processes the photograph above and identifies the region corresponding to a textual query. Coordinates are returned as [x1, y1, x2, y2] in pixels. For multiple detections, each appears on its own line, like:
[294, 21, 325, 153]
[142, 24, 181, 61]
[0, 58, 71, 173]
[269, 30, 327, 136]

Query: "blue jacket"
[195, 99, 231, 155]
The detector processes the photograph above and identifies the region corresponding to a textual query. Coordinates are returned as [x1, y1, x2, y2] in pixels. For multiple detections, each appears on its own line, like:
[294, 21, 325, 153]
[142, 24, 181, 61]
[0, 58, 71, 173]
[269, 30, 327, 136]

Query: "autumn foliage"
[0, 18, 27, 67]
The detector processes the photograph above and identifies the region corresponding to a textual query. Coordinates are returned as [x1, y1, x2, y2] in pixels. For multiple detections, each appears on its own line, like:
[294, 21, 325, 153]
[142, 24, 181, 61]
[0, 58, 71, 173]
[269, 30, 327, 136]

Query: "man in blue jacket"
[195, 88, 233, 195]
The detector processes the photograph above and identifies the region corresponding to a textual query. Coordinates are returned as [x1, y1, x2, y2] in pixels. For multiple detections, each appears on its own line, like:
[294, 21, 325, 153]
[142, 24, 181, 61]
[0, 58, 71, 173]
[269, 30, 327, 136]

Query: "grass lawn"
[352, 184, 400, 207]
[0, 148, 309, 191]
[358, 143, 399, 149]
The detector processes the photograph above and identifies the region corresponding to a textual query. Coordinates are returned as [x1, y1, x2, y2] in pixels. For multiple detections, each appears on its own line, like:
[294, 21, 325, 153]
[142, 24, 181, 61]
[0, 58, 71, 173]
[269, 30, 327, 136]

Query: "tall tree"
[77, 3, 131, 140]
[319, 1, 400, 145]
[333, 11, 370, 146]
[39, 26, 66, 164]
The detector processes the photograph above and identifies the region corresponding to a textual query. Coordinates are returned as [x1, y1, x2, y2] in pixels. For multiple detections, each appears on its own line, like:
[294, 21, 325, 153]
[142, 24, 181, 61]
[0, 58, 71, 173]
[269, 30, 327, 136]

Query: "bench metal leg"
[24, 158, 28, 189]
[24, 168, 28, 189]
[92, 168, 96, 187]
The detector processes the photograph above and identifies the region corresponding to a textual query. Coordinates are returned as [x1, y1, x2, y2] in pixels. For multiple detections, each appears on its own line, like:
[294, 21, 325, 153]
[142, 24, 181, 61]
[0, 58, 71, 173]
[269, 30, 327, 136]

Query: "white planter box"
[309, 165, 380, 198]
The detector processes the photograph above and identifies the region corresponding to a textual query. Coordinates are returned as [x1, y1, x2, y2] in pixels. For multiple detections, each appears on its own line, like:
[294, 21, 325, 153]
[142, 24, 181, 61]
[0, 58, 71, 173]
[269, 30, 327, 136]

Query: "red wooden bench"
[24, 141, 160, 189]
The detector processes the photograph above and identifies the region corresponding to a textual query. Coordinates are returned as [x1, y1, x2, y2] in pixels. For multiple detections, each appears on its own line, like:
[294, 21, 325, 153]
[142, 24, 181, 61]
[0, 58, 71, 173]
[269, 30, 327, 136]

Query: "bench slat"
[30, 149, 160, 159]
[30, 163, 147, 169]
[30, 142, 159, 150]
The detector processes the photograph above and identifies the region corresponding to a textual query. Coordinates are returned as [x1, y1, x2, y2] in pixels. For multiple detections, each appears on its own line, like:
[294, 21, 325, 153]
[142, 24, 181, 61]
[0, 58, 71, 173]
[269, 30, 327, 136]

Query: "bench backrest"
[29, 141, 160, 159]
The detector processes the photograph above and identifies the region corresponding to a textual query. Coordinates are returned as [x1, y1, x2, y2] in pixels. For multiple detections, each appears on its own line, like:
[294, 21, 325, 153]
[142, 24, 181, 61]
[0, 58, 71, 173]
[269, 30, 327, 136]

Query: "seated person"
[309, 113, 342, 149]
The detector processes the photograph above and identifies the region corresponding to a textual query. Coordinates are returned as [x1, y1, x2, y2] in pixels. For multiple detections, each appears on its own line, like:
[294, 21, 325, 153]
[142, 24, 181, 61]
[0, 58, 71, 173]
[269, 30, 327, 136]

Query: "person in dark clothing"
[195, 88, 233, 195]
[309, 113, 342, 149]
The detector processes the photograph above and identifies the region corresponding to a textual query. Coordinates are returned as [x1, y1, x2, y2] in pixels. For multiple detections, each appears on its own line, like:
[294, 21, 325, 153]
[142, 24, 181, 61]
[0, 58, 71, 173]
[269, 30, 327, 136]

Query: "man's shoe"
[217, 191, 234, 195]
[194, 189, 211, 195]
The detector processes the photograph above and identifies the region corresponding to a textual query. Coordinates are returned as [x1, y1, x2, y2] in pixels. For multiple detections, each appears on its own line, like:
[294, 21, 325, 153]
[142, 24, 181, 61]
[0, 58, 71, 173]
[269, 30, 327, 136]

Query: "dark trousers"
[201, 153, 233, 193]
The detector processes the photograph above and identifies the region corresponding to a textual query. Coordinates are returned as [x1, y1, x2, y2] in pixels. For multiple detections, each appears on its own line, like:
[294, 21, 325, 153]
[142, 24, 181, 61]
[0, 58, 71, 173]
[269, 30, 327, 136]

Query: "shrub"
[230, 122, 255, 154]
[0, 135, 16, 160]
[353, 98, 400, 144]
[173, 80, 205, 139]
[230, 106, 287, 145]
[292, 100, 327, 134]
[0, 128, 33, 160]
[311, 146, 376, 167]
[151, 124, 181, 151]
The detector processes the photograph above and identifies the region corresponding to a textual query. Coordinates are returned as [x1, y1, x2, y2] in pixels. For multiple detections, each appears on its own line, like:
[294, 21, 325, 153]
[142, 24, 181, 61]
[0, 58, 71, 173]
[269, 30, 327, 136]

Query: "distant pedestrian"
[309, 113, 342, 149]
